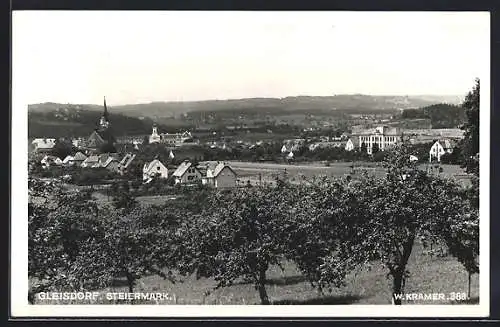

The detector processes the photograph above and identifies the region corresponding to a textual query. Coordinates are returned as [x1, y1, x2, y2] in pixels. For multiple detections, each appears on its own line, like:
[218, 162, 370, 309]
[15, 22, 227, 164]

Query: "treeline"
[29, 145, 479, 305]
[28, 109, 166, 138]
[401, 103, 465, 129]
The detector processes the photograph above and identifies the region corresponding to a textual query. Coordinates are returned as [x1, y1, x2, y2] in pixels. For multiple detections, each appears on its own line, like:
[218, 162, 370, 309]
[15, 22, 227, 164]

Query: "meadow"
[34, 241, 479, 305]
[84, 161, 471, 206]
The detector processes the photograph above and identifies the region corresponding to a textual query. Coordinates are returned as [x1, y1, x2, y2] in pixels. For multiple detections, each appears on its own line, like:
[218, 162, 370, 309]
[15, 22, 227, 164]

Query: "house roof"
[354, 126, 401, 136]
[212, 162, 236, 177]
[437, 139, 457, 150]
[172, 161, 192, 177]
[97, 153, 118, 165]
[62, 155, 74, 163]
[83, 155, 100, 164]
[87, 129, 116, 148]
[143, 159, 166, 173]
[102, 157, 118, 168]
[119, 153, 136, 169]
[73, 152, 88, 161]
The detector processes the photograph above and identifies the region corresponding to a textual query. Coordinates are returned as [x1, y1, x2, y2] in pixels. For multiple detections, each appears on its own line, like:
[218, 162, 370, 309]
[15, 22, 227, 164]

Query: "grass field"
[79, 161, 470, 206]
[33, 242, 479, 305]
[229, 161, 472, 188]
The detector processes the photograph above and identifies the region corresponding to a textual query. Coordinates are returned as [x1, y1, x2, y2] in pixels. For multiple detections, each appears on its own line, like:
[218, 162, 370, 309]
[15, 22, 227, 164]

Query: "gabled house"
[172, 160, 202, 185]
[81, 155, 100, 168]
[40, 155, 62, 168]
[202, 161, 237, 188]
[71, 151, 88, 166]
[345, 139, 355, 152]
[429, 139, 456, 162]
[143, 159, 168, 182]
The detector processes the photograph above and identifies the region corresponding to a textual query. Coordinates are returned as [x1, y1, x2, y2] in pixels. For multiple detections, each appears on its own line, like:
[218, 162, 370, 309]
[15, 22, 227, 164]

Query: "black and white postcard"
[11, 10, 490, 318]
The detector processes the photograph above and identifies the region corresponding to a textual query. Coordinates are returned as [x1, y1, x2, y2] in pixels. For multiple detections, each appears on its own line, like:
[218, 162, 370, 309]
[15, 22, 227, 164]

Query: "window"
[188, 176, 194, 181]
[157, 166, 161, 170]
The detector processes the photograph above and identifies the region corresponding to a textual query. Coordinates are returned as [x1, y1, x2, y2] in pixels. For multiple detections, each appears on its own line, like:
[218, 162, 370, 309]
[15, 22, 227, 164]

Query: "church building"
[85, 97, 116, 154]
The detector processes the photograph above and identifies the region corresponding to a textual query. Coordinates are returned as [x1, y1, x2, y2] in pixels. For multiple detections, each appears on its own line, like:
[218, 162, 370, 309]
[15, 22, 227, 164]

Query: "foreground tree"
[317, 145, 479, 304]
[460, 78, 480, 177]
[282, 178, 351, 293]
[28, 178, 105, 302]
[177, 187, 294, 304]
[90, 206, 180, 295]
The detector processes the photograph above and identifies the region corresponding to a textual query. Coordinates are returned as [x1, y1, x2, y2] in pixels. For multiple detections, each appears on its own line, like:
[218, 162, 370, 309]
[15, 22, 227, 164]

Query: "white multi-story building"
[355, 126, 402, 154]
[149, 124, 193, 146]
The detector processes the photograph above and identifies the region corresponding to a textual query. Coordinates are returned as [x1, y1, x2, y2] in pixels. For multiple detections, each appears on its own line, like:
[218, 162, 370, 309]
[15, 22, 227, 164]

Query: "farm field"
[229, 161, 472, 187]
[34, 242, 479, 305]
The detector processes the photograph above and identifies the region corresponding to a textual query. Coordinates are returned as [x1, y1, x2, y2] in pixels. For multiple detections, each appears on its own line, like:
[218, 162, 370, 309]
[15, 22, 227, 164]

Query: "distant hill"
[401, 103, 466, 129]
[27, 105, 172, 139]
[28, 94, 464, 119]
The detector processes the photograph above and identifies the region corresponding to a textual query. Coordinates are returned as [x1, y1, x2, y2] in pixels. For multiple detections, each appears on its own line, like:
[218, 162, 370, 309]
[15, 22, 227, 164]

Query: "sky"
[12, 11, 490, 105]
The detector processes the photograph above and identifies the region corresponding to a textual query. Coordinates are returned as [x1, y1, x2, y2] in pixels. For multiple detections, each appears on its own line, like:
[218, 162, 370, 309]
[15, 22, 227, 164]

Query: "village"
[28, 97, 469, 193]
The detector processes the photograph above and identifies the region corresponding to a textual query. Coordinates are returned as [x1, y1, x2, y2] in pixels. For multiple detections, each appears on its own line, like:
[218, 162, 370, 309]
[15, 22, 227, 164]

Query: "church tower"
[86, 96, 116, 154]
[149, 123, 161, 144]
[99, 96, 110, 130]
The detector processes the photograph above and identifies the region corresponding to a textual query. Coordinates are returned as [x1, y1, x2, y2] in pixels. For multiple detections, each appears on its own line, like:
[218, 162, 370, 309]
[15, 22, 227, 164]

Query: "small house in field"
[143, 159, 168, 182]
[208, 162, 237, 188]
[345, 139, 355, 151]
[199, 161, 237, 188]
[429, 139, 456, 162]
[172, 160, 202, 185]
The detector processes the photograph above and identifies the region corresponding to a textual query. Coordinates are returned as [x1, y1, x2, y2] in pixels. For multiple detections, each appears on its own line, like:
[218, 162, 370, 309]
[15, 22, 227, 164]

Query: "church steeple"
[99, 96, 110, 129]
[103, 96, 109, 120]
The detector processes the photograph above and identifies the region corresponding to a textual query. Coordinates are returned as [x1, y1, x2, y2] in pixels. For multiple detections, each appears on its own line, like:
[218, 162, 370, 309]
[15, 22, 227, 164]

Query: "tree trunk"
[28, 291, 35, 304]
[392, 270, 404, 305]
[391, 235, 415, 305]
[125, 271, 135, 293]
[468, 271, 471, 299]
[257, 267, 270, 305]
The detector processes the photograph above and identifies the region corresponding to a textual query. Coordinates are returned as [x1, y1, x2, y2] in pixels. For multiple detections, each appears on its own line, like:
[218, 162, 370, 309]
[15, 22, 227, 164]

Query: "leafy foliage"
[28, 178, 106, 300]
[401, 103, 465, 128]
[176, 187, 297, 304]
[316, 144, 479, 304]
[460, 79, 480, 176]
